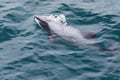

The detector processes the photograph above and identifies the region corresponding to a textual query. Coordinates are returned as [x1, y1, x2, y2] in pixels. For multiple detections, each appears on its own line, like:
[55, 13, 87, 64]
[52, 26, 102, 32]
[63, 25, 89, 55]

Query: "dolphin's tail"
[93, 41, 118, 54]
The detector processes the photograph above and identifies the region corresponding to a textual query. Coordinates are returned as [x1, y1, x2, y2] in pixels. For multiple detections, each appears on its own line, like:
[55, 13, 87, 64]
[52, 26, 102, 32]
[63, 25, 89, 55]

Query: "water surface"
[0, 0, 120, 80]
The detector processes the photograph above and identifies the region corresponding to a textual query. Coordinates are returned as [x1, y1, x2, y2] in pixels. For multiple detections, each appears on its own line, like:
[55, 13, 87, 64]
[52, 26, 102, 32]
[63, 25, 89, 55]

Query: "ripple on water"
[0, 0, 120, 80]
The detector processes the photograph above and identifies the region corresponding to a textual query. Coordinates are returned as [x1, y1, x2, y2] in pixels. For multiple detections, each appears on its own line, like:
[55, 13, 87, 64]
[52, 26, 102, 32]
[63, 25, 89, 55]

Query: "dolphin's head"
[34, 16, 52, 34]
[34, 15, 66, 36]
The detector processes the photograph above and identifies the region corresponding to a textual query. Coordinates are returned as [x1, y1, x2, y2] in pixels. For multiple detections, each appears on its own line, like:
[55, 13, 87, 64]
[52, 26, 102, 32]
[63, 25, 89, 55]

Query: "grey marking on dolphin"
[34, 15, 116, 53]
[34, 16, 52, 36]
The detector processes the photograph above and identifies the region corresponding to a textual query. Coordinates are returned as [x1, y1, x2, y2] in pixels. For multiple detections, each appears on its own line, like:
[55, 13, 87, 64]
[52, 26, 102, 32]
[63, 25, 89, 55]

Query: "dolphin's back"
[51, 25, 100, 45]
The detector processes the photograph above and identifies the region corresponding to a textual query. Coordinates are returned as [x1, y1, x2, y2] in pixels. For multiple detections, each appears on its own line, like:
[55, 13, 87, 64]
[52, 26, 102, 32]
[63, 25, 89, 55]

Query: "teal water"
[0, 0, 120, 80]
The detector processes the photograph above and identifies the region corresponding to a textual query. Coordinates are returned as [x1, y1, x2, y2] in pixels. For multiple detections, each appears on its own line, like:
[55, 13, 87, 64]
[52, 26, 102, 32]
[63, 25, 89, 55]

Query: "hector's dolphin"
[34, 15, 101, 45]
[34, 15, 115, 52]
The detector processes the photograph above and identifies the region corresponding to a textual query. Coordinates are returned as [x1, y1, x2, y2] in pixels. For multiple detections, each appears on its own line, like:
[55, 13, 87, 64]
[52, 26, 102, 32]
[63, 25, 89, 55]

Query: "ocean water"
[0, 0, 120, 80]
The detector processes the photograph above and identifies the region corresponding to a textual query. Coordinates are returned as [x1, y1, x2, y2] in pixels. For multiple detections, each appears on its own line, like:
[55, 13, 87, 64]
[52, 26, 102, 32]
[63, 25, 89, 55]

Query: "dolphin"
[34, 15, 103, 46]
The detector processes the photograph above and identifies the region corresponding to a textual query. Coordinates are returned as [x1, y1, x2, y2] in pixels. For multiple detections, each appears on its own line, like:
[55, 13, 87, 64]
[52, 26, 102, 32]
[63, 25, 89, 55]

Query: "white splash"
[48, 14, 67, 25]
